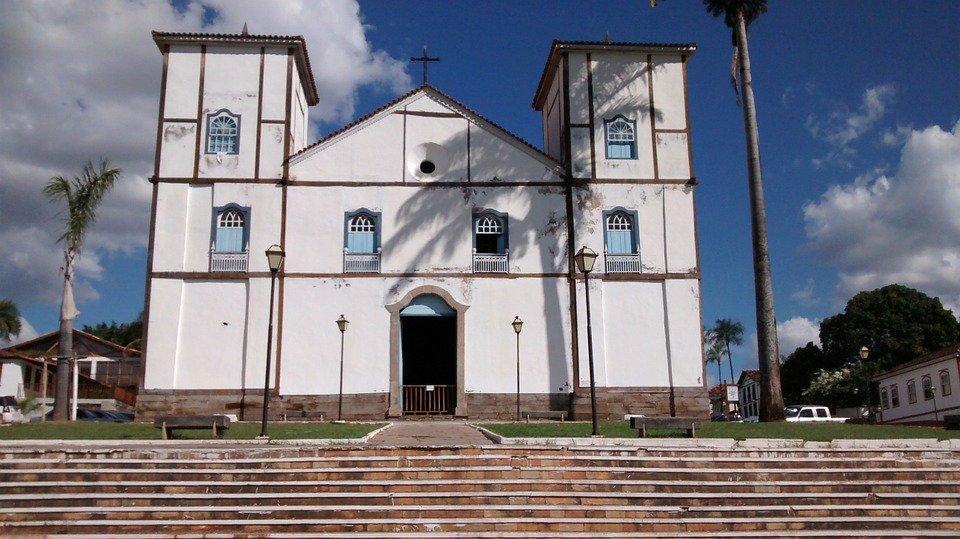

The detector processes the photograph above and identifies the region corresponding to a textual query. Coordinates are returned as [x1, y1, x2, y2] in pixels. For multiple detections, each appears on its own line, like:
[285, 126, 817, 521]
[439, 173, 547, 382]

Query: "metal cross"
[410, 45, 440, 85]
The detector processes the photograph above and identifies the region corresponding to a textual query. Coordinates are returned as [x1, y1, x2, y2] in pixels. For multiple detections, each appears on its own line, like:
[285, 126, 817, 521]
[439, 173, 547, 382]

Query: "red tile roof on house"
[873, 343, 960, 381]
[738, 370, 761, 384]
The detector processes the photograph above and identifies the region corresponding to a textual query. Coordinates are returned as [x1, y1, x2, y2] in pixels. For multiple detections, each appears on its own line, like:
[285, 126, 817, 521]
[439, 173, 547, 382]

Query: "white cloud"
[791, 278, 819, 307]
[804, 120, 960, 314]
[777, 316, 821, 354]
[806, 84, 896, 167]
[0, 0, 409, 308]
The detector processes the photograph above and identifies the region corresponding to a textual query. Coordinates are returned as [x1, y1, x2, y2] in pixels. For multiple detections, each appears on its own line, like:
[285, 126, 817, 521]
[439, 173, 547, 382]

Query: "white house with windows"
[738, 370, 761, 420]
[137, 32, 707, 420]
[875, 344, 960, 424]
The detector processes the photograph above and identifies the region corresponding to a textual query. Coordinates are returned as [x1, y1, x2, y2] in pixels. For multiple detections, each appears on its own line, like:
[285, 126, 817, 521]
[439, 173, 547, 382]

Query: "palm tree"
[43, 159, 122, 420]
[652, 0, 784, 420]
[704, 334, 725, 384]
[710, 319, 744, 384]
[0, 299, 22, 342]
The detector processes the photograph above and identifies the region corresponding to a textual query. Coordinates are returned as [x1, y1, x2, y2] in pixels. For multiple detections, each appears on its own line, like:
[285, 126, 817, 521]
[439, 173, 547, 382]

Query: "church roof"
[152, 30, 319, 106]
[532, 39, 698, 111]
[287, 84, 562, 170]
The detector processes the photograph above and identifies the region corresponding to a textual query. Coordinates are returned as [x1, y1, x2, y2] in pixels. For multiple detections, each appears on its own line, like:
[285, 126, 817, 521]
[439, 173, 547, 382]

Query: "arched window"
[890, 384, 900, 407]
[880, 387, 889, 410]
[604, 210, 638, 254]
[214, 207, 247, 252]
[604, 115, 636, 159]
[922, 375, 934, 400]
[346, 213, 377, 253]
[940, 370, 952, 397]
[474, 212, 507, 254]
[206, 110, 240, 154]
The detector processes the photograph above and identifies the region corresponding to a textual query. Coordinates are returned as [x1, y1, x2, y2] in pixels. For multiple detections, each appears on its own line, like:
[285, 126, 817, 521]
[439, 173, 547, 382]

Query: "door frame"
[386, 285, 468, 417]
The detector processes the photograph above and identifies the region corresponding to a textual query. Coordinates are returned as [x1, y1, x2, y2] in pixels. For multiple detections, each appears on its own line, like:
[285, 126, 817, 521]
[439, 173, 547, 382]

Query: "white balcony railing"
[605, 253, 640, 273]
[210, 251, 249, 272]
[473, 251, 509, 273]
[344, 251, 381, 273]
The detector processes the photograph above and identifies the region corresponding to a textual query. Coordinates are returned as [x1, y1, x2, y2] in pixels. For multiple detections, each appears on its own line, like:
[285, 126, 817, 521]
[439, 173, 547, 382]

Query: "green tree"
[83, 311, 143, 348]
[653, 0, 783, 419]
[802, 362, 880, 409]
[43, 159, 122, 420]
[704, 332, 726, 383]
[779, 342, 826, 405]
[0, 299, 22, 342]
[709, 319, 744, 385]
[820, 284, 960, 372]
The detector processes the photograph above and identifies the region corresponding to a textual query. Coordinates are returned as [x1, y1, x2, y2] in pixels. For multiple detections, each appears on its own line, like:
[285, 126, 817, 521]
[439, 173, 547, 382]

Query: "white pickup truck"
[784, 405, 849, 423]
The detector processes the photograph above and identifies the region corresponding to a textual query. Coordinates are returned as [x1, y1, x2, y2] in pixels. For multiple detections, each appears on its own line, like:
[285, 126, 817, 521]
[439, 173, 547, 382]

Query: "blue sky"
[3, 1, 959, 385]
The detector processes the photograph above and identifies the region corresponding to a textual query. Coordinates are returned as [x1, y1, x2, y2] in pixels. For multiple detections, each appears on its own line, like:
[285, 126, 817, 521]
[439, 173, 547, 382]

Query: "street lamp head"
[512, 316, 523, 334]
[265, 244, 285, 272]
[336, 314, 349, 333]
[859, 346, 869, 361]
[574, 246, 598, 274]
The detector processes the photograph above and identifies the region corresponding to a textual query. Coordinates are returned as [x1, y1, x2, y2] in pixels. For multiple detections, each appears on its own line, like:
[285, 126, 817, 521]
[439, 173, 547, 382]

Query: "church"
[137, 30, 707, 420]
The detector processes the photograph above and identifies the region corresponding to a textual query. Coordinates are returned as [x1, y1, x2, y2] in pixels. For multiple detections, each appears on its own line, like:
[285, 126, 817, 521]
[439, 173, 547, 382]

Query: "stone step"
[3, 465, 956, 483]
[2, 515, 960, 534]
[4, 454, 956, 470]
[3, 478, 955, 495]
[1, 490, 956, 509]
[3, 503, 960, 522]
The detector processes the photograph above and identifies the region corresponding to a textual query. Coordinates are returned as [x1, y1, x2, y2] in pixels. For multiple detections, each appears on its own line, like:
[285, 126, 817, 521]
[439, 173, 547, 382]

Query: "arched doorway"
[400, 294, 456, 414]
[387, 286, 468, 417]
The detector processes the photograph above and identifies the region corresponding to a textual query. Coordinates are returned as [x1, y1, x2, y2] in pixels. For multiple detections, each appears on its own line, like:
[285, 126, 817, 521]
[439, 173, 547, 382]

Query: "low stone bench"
[944, 415, 960, 430]
[630, 416, 703, 438]
[154, 415, 231, 440]
[523, 411, 567, 422]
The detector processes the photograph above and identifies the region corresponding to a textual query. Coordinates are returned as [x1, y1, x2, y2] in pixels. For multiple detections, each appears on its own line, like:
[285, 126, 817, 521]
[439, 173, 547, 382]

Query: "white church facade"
[137, 31, 707, 420]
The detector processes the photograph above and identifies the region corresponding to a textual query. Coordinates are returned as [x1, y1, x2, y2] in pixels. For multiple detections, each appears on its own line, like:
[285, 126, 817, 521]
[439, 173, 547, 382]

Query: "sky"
[0, 1, 958, 386]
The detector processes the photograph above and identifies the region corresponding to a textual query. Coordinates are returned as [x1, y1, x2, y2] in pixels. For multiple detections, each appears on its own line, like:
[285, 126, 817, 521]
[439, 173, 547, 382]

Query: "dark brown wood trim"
[149, 270, 698, 281]
[392, 110, 461, 118]
[466, 120, 472, 182]
[163, 117, 198, 123]
[586, 53, 597, 180]
[561, 52, 581, 394]
[260, 119, 286, 124]
[569, 122, 591, 128]
[276, 47, 294, 391]
[192, 45, 206, 180]
[654, 128, 689, 134]
[681, 54, 696, 179]
[254, 46, 265, 180]
[150, 176, 693, 188]
[401, 105, 407, 183]
[647, 54, 659, 182]
[140, 44, 170, 394]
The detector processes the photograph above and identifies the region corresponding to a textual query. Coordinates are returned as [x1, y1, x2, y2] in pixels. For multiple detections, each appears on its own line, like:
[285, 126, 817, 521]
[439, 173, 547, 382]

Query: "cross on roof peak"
[410, 45, 440, 85]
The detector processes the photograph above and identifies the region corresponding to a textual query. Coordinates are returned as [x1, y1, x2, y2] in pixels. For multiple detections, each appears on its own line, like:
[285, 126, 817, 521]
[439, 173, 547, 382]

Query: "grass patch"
[0, 421, 385, 441]
[478, 421, 955, 441]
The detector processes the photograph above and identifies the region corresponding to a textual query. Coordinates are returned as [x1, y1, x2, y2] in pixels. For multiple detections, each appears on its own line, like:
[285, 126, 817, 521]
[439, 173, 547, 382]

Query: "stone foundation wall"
[136, 386, 708, 421]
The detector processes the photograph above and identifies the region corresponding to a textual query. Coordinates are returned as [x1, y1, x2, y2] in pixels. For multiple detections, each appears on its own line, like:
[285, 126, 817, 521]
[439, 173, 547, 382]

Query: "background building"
[875, 344, 959, 424]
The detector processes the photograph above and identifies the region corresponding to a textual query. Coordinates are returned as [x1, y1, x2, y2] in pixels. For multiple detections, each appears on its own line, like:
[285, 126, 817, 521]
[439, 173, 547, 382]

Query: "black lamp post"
[859, 346, 869, 361]
[259, 244, 285, 439]
[574, 246, 600, 437]
[336, 314, 349, 421]
[512, 316, 523, 422]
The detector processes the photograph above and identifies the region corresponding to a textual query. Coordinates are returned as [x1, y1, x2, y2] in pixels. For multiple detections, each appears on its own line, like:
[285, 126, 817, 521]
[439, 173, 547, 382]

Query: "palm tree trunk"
[716, 362, 722, 384]
[51, 251, 75, 420]
[734, 8, 784, 421]
[725, 345, 735, 386]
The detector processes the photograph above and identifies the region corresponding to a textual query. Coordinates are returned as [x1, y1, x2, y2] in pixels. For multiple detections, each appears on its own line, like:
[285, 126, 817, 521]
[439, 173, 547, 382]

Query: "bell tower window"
[206, 109, 240, 155]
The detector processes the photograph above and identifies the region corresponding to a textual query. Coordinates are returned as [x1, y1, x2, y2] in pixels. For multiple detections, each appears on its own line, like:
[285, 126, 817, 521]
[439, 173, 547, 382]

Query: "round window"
[419, 160, 436, 174]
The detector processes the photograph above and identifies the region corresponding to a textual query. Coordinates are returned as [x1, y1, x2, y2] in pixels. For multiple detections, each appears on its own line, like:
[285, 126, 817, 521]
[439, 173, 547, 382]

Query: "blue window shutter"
[347, 231, 375, 253]
[495, 232, 507, 254]
[215, 227, 244, 252]
[607, 230, 633, 254]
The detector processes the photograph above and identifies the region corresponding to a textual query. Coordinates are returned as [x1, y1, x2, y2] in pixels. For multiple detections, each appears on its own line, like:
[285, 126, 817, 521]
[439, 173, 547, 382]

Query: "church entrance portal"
[399, 294, 457, 415]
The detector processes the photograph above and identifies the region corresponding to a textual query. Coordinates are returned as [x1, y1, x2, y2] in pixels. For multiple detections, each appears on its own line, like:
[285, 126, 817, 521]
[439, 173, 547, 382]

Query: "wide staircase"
[1, 444, 959, 536]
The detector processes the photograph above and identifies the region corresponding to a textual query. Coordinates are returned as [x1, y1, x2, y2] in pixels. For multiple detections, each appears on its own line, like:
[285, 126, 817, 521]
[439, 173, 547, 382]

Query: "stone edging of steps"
[0, 422, 394, 447]
[471, 425, 960, 450]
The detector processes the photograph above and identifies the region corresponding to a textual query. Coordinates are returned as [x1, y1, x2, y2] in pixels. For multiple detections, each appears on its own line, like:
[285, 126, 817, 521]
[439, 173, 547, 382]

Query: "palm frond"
[44, 158, 122, 252]
[0, 299, 22, 341]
